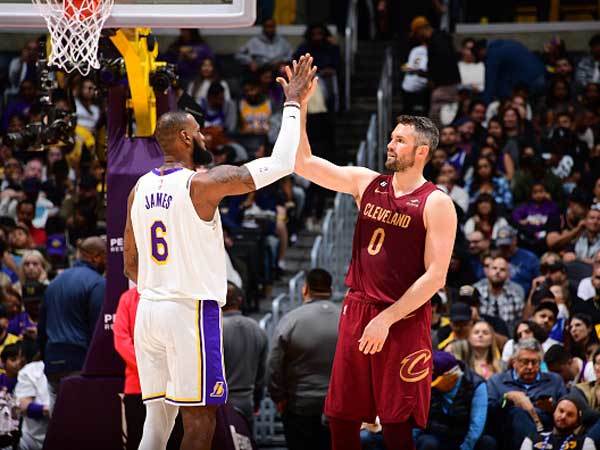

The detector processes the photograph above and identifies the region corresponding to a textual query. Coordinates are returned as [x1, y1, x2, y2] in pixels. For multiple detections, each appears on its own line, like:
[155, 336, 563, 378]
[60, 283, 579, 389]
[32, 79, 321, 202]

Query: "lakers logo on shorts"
[210, 381, 225, 398]
[399, 349, 431, 383]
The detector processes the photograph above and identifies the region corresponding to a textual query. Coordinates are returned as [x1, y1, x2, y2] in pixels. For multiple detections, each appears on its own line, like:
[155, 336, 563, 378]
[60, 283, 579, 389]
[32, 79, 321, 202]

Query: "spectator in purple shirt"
[513, 182, 561, 255]
[1, 80, 36, 132]
[2, 287, 34, 337]
[164, 29, 214, 87]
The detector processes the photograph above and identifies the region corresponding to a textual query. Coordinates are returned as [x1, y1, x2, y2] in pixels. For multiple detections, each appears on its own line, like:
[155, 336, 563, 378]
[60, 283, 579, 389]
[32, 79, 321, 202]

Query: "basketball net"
[33, 0, 114, 75]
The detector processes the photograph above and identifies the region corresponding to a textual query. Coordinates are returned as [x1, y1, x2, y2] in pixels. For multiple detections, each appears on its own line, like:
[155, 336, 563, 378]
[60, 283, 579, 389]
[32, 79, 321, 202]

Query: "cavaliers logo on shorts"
[399, 349, 431, 383]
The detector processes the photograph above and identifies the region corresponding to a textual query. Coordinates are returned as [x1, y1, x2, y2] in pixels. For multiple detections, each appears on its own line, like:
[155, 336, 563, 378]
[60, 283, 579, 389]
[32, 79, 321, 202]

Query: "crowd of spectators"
[0, 2, 599, 449]
[0, 15, 342, 448]
[380, 13, 600, 450]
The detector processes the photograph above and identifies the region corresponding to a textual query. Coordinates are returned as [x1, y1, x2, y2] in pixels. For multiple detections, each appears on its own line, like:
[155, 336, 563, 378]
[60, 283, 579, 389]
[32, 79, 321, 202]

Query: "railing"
[255, 42, 394, 447]
[344, 0, 358, 110]
[376, 46, 393, 172]
[288, 270, 306, 307]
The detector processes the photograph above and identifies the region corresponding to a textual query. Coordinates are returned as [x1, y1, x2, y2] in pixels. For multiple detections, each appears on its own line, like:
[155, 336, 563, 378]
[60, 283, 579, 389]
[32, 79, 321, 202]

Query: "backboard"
[0, 0, 256, 28]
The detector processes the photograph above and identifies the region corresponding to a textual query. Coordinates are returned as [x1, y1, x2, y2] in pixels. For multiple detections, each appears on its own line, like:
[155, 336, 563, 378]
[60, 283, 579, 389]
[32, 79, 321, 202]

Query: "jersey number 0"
[367, 227, 385, 256]
[150, 220, 169, 264]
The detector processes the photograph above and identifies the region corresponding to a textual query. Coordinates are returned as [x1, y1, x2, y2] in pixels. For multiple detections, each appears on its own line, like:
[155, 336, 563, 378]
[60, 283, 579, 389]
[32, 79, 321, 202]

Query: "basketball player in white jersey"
[123, 55, 316, 450]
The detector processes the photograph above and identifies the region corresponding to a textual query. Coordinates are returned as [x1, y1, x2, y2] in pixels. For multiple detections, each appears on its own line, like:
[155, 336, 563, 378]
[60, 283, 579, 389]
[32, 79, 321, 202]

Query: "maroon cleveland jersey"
[325, 175, 440, 427]
[345, 175, 439, 304]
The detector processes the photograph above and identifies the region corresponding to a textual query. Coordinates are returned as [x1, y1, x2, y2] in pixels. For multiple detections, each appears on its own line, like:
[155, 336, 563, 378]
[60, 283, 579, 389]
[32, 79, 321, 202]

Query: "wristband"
[283, 101, 301, 109]
[26, 402, 44, 419]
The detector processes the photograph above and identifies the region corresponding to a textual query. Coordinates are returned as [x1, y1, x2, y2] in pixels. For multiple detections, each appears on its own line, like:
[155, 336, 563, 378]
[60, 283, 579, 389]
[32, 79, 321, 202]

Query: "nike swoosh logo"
[290, 115, 297, 119]
[374, 188, 388, 194]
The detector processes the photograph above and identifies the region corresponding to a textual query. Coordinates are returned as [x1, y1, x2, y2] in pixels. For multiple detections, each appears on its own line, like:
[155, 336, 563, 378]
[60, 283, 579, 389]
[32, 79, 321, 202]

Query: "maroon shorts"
[324, 290, 432, 426]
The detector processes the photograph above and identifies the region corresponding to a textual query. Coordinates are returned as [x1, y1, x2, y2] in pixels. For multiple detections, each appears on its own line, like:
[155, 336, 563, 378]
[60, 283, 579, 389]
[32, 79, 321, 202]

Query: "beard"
[193, 138, 213, 166]
[490, 279, 505, 289]
[385, 150, 416, 172]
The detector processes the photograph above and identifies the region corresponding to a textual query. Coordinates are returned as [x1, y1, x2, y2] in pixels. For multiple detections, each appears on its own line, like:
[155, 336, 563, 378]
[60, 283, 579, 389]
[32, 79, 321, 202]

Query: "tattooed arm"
[123, 187, 138, 283]
[190, 55, 316, 221]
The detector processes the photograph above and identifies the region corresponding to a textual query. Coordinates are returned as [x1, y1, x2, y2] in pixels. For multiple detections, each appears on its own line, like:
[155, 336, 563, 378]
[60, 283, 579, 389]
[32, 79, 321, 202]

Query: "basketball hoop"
[33, 0, 114, 75]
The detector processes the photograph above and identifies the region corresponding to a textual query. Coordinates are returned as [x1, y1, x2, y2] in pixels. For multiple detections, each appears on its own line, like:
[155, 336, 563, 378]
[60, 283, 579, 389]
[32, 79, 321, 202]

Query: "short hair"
[155, 111, 192, 150]
[17, 199, 35, 211]
[207, 81, 225, 98]
[225, 281, 244, 309]
[513, 338, 544, 359]
[0, 343, 21, 363]
[396, 115, 440, 157]
[544, 344, 571, 366]
[306, 268, 332, 297]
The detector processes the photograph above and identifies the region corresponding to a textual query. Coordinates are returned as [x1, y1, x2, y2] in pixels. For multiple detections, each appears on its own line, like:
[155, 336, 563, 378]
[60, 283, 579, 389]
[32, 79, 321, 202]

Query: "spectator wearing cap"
[535, 254, 580, 306]
[530, 301, 561, 348]
[487, 338, 567, 450]
[496, 225, 540, 294]
[520, 394, 595, 450]
[453, 285, 510, 341]
[113, 287, 183, 450]
[38, 236, 106, 408]
[578, 250, 600, 300]
[546, 190, 590, 255]
[415, 351, 496, 450]
[575, 33, 600, 90]
[268, 268, 340, 450]
[512, 183, 561, 256]
[0, 304, 20, 356]
[573, 206, 600, 265]
[436, 302, 474, 350]
[474, 255, 525, 333]
[222, 282, 268, 425]
[410, 16, 461, 126]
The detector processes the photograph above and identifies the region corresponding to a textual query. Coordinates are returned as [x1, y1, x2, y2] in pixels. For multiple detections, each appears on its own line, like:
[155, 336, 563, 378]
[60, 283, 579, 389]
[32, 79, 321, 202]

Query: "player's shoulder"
[424, 187, 453, 209]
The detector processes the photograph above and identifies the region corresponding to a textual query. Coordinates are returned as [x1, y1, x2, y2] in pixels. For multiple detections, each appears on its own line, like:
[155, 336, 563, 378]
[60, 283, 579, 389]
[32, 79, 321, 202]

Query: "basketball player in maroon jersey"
[294, 79, 457, 450]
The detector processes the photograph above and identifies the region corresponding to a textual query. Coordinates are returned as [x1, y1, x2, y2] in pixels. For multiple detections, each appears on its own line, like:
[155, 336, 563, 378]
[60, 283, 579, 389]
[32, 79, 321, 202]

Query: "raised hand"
[276, 54, 317, 105]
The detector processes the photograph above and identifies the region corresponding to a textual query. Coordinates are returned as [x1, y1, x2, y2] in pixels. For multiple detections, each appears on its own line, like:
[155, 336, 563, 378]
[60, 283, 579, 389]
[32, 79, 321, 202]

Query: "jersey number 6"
[150, 220, 169, 264]
[367, 227, 385, 256]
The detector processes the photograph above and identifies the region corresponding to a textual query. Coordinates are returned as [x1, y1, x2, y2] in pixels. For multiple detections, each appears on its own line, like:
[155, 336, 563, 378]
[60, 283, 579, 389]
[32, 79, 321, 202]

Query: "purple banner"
[44, 86, 169, 449]
[83, 85, 167, 376]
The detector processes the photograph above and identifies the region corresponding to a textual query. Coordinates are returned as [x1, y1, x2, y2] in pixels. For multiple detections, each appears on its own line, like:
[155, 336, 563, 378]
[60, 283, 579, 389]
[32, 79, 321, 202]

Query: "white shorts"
[134, 298, 227, 406]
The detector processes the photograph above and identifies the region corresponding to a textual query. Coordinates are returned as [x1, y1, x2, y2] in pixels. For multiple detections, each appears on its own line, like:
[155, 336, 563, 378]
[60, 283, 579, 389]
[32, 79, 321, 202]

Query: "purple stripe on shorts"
[197, 301, 205, 403]
[202, 300, 228, 405]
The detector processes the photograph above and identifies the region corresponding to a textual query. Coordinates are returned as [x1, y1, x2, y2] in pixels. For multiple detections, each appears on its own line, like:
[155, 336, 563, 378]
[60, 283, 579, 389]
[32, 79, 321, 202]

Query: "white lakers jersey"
[131, 167, 227, 306]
